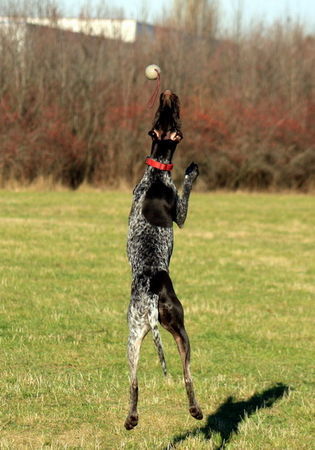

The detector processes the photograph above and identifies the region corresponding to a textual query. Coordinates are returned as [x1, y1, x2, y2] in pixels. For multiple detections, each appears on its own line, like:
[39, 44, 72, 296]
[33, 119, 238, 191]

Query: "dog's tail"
[151, 324, 167, 376]
[148, 300, 167, 376]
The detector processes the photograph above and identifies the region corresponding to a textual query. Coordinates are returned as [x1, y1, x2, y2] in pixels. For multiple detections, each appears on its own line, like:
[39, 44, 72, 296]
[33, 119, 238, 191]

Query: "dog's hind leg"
[124, 317, 149, 430]
[171, 326, 203, 420]
[151, 271, 203, 420]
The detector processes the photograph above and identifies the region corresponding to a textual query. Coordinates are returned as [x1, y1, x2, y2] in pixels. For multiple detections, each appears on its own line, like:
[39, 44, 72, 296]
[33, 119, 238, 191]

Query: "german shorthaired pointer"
[125, 89, 203, 430]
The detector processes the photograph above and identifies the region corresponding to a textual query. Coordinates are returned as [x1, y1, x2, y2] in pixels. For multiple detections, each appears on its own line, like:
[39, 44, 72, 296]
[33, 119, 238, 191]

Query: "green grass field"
[0, 191, 314, 449]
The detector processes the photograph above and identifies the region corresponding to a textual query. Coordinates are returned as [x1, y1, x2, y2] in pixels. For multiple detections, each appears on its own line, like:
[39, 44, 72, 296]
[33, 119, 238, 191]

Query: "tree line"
[0, 0, 314, 190]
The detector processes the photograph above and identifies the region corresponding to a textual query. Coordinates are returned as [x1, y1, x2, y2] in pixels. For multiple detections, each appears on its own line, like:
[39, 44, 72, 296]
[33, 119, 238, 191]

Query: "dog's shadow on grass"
[166, 383, 290, 449]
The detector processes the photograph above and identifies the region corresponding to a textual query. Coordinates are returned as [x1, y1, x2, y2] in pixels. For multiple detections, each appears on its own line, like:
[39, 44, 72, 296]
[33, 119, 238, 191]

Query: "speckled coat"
[127, 161, 198, 368]
[124, 90, 202, 431]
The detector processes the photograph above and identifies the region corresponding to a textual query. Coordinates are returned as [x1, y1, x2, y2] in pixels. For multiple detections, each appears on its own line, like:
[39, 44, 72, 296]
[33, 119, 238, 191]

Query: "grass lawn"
[0, 190, 314, 449]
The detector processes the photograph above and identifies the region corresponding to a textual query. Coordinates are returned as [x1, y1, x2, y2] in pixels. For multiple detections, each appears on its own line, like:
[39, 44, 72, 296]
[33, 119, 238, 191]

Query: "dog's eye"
[148, 129, 159, 140]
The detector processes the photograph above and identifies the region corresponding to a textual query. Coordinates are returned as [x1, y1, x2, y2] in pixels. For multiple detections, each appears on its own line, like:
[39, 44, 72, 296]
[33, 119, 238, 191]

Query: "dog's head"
[148, 90, 183, 143]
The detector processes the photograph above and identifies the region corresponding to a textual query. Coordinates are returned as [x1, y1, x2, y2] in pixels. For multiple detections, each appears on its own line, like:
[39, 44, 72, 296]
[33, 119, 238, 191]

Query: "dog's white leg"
[124, 317, 149, 430]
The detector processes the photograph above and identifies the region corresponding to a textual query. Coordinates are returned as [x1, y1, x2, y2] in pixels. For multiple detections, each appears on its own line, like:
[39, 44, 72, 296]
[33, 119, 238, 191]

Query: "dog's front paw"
[185, 162, 199, 182]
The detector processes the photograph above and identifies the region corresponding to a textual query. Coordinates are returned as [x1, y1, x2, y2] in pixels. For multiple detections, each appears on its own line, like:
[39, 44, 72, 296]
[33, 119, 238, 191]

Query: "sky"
[61, 0, 315, 31]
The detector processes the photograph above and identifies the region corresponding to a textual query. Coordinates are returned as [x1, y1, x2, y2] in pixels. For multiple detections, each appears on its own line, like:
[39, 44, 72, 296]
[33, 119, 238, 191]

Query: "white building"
[0, 17, 155, 43]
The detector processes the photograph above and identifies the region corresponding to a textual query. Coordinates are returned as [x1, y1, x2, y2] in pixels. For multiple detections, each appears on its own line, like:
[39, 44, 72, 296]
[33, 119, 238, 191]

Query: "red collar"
[145, 158, 173, 171]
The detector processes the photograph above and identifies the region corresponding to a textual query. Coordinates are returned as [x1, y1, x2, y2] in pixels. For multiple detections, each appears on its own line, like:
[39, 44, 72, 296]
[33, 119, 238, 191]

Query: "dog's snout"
[162, 90, 173, 106]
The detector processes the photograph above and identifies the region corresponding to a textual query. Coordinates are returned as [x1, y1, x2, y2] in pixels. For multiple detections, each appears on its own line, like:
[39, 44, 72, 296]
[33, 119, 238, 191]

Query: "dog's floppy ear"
[174, 130, 183, 142]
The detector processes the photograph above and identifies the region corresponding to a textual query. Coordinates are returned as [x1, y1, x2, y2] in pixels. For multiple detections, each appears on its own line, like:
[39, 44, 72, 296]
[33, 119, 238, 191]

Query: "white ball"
[145, 64, 161, 80]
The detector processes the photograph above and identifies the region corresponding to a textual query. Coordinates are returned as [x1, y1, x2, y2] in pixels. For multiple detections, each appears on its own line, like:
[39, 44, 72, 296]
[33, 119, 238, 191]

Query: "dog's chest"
[127, 176, 176, 270]
[130, 175, 176, 227]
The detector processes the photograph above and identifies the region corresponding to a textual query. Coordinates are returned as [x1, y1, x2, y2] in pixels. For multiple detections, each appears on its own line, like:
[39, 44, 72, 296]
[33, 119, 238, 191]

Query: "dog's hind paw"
[124, 414, 139, 430]
[189, 406, 203, 420]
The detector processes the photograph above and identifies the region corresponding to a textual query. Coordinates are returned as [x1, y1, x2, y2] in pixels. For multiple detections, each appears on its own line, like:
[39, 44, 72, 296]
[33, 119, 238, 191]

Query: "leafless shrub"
[0, 0, 314, 190]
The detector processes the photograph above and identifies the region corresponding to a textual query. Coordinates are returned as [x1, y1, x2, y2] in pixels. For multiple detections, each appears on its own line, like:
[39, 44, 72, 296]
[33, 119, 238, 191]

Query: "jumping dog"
[125, 89, 203, 430]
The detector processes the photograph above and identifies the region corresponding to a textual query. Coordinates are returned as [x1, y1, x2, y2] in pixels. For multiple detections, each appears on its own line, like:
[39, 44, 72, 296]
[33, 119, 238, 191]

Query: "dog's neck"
[149, 140, 177, 165]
